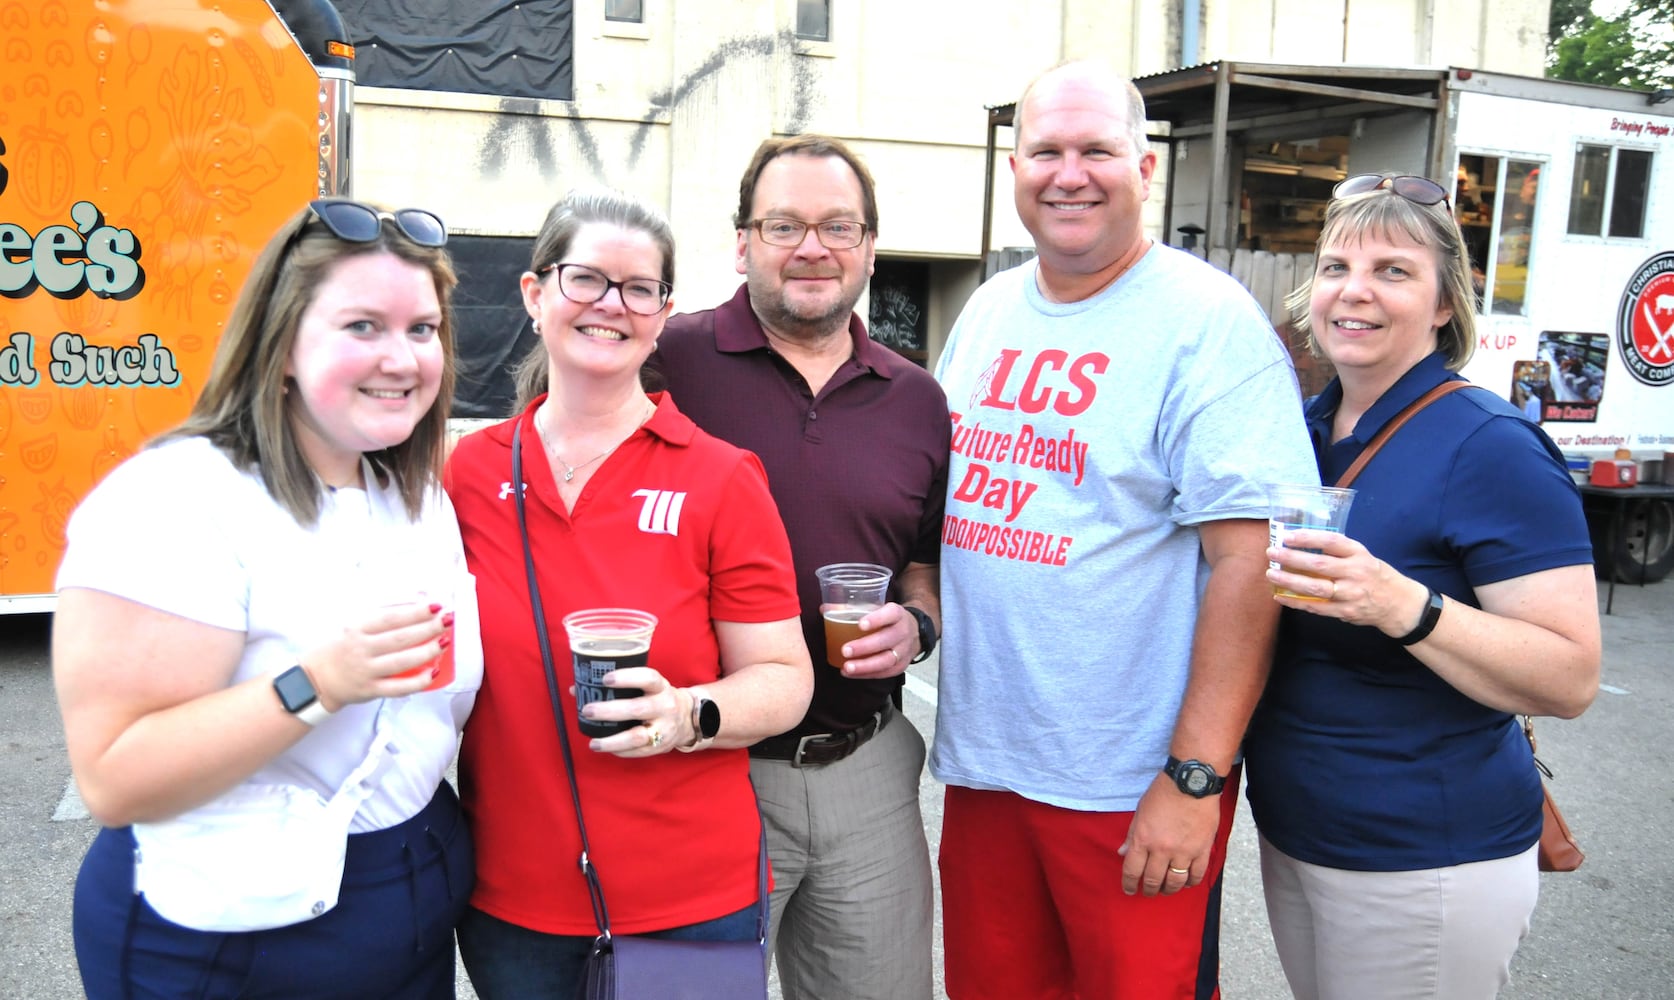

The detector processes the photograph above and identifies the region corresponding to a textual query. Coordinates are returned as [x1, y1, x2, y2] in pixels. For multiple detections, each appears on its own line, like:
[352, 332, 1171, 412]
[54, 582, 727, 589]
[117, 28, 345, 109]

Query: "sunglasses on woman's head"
[306, 199, 448, 247]
[1331, 174, 1451, 210]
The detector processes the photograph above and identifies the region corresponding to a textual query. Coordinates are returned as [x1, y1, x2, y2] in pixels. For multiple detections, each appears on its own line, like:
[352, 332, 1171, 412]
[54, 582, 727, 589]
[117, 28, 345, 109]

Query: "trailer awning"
[980, 61, 1453, 259]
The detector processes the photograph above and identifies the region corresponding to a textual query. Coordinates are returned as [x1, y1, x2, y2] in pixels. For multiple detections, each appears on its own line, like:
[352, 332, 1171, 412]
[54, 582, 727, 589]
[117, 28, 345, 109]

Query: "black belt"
[749, 701, 894, 768]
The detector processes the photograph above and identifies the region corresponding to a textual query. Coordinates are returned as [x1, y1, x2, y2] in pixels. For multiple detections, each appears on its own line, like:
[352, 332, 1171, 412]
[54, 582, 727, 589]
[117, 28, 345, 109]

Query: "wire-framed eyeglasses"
[306, 199, 448, 247]
[537, 262, 672, 315]
[1332, 174, 1451, 211]
[749, 218, 870, 249]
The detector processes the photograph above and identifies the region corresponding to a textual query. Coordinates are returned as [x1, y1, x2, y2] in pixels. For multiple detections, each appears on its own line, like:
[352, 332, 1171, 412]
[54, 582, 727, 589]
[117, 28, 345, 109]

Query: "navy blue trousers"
[74, 782, 473, 1000]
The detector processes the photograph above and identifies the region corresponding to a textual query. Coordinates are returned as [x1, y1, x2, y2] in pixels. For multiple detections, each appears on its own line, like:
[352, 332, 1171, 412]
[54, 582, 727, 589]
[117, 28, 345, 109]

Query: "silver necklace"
[544, 398, 655, 483]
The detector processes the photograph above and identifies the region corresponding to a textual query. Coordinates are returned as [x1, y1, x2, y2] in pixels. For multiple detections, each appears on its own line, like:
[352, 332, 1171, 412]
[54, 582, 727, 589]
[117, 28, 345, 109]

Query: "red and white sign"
[1618, 251, 1674, 387]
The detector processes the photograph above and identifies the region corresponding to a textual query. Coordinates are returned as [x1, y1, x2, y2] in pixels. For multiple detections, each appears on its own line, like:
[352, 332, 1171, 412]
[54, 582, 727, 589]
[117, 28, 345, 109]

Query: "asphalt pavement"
[3, 578, 1670, 998]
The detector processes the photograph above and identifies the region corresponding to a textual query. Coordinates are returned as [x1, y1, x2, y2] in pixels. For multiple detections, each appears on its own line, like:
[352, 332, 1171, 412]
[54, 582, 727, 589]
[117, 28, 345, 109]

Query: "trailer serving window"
[1456, 154, 1542, 316]
[1567, 145, 1652, 239]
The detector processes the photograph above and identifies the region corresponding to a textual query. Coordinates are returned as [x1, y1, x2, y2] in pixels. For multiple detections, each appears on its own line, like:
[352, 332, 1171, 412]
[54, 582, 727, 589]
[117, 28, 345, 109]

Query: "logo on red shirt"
[633, 489, 686, 536]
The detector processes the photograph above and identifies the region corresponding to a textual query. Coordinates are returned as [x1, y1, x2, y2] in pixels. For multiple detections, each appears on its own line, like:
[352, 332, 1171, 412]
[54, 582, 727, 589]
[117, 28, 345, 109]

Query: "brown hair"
[167, 201, 458, 524]
[513, 187, 676, 411]
[1287, 179, 1478, 371]
[731, 134, 880, 235]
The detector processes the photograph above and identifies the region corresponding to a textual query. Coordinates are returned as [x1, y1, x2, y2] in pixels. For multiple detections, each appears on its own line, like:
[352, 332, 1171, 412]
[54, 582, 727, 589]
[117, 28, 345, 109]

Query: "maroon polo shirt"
[651, 284, 950, 735]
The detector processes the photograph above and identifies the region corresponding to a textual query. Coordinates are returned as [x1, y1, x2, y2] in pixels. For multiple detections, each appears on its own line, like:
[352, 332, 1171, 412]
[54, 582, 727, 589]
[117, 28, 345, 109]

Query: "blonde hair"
[1287, 182, 1477, 370]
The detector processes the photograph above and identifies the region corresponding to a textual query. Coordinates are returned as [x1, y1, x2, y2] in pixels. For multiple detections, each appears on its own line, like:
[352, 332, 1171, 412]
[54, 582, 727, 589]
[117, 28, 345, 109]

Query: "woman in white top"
[55, 199, 483, 999]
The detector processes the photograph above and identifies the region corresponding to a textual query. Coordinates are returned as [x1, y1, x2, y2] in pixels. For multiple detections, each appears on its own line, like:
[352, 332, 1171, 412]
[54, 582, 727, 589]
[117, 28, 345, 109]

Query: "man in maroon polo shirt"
[650, 134, 950, 1000]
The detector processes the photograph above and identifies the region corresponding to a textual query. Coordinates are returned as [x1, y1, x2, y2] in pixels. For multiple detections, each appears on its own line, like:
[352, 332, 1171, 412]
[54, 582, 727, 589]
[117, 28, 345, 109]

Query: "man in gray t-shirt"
[932, 61, 1316, 999]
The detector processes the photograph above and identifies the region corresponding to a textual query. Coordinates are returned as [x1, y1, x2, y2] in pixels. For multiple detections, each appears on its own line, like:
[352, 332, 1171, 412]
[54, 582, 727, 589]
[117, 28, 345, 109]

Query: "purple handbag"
[511, 422, 770, 1000]
[581, 934, 769, 999]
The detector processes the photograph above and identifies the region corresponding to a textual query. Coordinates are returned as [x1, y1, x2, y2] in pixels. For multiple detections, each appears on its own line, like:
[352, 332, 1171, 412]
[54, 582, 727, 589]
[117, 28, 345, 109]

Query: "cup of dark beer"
[562, 608, 658, 737]
[815, 563, 893, 669]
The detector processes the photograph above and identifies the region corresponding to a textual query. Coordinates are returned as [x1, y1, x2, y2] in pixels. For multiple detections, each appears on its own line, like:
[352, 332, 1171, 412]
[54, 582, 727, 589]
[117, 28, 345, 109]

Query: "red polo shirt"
[444, 392, 799, 934]
[652, 285, 950, 734]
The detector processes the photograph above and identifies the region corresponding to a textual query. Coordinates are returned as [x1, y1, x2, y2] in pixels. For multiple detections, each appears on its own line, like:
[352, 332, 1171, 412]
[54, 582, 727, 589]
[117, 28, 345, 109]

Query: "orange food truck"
[0, 0, 352, 612]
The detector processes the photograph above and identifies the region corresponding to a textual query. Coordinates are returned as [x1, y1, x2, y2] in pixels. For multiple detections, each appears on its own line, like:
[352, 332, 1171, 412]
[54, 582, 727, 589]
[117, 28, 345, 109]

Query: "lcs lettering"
[977, 349, 1109, 415]
[0, 199, 145, 300]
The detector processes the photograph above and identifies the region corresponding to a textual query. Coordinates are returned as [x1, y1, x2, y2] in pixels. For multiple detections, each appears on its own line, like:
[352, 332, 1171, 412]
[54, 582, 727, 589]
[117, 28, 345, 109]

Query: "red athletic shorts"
[939, 769, 1240, 1000]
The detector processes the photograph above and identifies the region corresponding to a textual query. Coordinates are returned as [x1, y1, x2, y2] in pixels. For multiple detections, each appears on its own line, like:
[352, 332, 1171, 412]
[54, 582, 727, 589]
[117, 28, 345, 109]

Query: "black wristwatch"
[903, 605, 938, 663]
[1164, 755, 1226, 798]
[273, 665, 332, 726]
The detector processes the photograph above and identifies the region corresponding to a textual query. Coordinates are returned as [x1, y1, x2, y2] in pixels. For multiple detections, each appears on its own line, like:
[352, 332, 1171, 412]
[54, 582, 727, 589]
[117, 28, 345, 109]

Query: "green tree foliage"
[1547, 0, 1674, 90]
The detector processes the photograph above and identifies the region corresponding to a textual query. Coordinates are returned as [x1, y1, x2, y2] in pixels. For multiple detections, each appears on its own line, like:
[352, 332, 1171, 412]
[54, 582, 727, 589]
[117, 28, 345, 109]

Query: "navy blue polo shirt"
[1245, 352, 1593, 871]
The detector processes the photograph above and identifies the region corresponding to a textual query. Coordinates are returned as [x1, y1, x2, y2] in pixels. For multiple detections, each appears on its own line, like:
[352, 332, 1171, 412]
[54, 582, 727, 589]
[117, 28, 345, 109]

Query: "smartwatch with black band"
[1397, 587, 1445, 646]
[903, 605, 937, 664]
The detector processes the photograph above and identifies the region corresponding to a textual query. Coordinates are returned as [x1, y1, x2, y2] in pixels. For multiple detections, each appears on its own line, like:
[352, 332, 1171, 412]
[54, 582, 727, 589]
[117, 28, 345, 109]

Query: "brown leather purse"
[1525, 717, 1586, 872]
[1335, 379, 1584, 873]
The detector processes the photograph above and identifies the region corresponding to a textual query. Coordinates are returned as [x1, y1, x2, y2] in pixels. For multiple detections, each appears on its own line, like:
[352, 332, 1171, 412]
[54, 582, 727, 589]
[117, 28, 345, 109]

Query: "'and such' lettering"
[48, 332, 180, 387]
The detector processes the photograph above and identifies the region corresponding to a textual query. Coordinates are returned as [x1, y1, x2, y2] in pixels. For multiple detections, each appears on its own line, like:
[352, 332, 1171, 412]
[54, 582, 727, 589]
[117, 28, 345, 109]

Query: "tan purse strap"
[1333, 380, 1472, 489]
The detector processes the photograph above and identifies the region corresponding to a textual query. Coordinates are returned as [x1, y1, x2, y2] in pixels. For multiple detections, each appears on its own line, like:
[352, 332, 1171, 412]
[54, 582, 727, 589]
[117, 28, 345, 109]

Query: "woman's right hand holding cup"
[305, 600, 453, 711]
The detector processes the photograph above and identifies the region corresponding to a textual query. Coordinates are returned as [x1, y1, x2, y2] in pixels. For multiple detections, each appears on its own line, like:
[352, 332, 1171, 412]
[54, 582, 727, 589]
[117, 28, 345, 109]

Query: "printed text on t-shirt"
[941, 346, 1109, 564]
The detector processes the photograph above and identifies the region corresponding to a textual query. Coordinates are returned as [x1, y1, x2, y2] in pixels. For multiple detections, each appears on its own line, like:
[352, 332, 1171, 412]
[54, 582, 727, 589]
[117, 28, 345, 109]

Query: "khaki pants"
[1260, 836, 1539, 1000]
[749, 711, 934, 1000]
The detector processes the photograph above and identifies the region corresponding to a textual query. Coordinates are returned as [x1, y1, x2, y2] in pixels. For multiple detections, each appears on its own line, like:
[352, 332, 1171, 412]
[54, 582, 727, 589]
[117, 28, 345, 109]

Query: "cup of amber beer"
[815, 563, 893, 669]
[563, 608, 658, 737]
[1267, 484, 1356, 600]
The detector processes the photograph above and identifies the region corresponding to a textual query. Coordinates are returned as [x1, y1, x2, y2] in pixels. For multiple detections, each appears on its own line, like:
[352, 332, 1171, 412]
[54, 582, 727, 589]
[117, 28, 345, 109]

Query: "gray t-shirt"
[932, 245, 1318, 810]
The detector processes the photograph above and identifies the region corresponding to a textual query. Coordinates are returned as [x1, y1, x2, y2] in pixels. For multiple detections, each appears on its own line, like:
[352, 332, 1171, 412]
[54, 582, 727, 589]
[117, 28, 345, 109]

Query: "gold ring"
[1169, 866, 1190, 876]
[1328, 580, 1338, 600]
[890, 648, 900, 664]
[646, 726, 663, 748]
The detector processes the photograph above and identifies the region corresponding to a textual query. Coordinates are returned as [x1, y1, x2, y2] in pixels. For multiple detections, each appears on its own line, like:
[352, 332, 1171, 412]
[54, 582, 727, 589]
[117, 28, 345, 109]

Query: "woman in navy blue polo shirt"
[1246, 173, 1601, 1000]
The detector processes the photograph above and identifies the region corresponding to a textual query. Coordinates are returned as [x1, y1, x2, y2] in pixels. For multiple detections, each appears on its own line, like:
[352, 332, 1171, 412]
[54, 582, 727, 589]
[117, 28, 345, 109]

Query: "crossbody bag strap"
[1333, 380, 1472, 489]
[513, 418, 614, 938]
[510, 419, 770, 946]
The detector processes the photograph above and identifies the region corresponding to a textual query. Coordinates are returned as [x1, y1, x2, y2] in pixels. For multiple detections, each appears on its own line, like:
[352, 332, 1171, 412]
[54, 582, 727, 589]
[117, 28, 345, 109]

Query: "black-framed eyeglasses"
[1332, 174, 1451, 211]
[307, 199, 448, 247]
[537, 262, 672, 315]
[749, 217, 870, 249]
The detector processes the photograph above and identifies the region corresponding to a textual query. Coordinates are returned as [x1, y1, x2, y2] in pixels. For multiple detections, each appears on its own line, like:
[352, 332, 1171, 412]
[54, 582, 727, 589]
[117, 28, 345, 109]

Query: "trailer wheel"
[1610, 498, 1674, 584]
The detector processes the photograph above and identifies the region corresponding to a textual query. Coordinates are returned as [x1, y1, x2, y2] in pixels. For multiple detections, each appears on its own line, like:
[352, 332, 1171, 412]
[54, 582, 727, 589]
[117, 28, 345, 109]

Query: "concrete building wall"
[350, 0, 1554, 366]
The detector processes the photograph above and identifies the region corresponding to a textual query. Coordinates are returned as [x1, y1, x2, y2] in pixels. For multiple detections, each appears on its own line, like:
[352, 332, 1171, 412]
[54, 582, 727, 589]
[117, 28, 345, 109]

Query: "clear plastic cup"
[1267, 484, 1356, 600]
[815, 563, 893, 668]
[563, 608, 658, 737]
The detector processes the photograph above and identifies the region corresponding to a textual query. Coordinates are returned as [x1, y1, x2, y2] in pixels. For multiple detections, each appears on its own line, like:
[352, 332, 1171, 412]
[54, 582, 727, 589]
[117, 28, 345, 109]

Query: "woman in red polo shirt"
[444, 187, 812, 998]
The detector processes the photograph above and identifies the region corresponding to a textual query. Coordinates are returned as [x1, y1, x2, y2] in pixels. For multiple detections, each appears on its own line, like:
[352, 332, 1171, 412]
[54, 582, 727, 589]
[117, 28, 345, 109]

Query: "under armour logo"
[632, 489, 686, 536]
[499, 481, 526, 500]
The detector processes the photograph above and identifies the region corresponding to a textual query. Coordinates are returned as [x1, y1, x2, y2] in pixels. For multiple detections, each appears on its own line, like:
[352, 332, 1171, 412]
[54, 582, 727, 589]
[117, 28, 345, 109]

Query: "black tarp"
[333, 0, 573, 100]
[449, 235, 535, 419]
